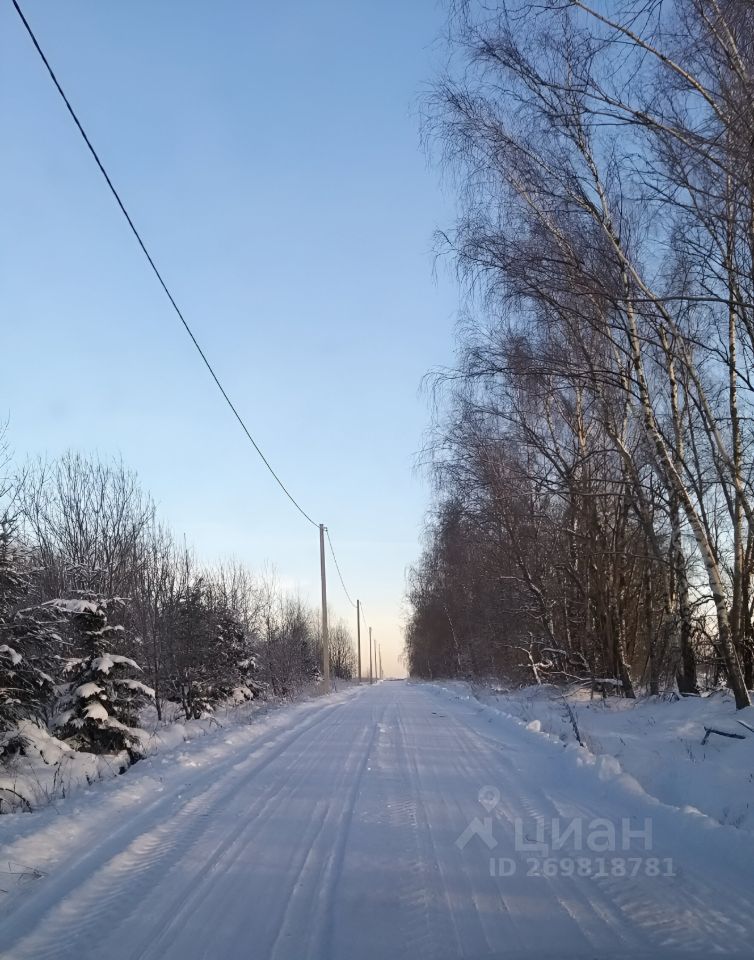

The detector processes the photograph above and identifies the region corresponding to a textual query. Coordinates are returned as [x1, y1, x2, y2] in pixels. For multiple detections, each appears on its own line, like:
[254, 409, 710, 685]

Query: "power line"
[12, 0, 374, 633]
[359, 599, 370, 631]
[326, 529, 356, 609]
[10, 0, 318, 530]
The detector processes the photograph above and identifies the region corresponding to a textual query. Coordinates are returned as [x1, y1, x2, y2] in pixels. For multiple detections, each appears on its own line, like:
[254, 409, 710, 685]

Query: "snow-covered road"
[1, 681, 753, 959]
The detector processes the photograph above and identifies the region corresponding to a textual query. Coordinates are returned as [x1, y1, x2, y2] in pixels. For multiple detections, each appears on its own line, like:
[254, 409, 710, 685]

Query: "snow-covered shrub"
[258, 595, 322, 696]
[0, 519, 26, 619]
[165, 582, 265, 718]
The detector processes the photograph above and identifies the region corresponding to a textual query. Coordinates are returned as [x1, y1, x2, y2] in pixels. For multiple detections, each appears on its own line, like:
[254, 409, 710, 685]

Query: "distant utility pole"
[356, 600, 362, 683]
[379, 645, 383, 680]
[369, 626, 373, 684]
[319, 524, 329, 686]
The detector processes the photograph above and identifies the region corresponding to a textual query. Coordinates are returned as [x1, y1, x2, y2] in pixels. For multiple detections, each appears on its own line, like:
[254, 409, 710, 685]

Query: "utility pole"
[369, 626, 373, 684]
[319, 524, 329, 687]
[379, 645, 383, 680]
[356, 599, 362, 684]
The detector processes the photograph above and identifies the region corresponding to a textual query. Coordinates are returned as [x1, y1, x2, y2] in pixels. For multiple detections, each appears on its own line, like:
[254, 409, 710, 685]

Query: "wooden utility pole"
[369, 626, 373, 684]
[356, 599, 362, 684]
[319, 524, 329, 686]
[379, 645, 383, 680]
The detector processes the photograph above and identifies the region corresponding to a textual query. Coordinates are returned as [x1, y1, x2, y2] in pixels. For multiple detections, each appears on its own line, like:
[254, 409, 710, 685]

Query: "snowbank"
[431, 681, 754, 835]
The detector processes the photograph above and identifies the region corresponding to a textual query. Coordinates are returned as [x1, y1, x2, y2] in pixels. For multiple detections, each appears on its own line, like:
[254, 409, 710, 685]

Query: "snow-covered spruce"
[0, 520, 56, 741]
[51, 597, 154, 759]
[0, 642, 54, 742]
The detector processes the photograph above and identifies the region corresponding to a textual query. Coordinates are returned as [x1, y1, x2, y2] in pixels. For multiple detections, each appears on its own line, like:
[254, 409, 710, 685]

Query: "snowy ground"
[0, 680, 753, 958]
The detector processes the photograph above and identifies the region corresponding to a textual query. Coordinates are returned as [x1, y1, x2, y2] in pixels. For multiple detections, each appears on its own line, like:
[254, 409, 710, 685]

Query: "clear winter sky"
[1, 1, 459, 677]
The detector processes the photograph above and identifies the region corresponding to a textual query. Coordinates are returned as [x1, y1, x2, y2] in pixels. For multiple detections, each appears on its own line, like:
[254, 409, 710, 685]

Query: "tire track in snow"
[0, 697, 351, 959]
[272, 700, 385, 960]
[129, 708, 356, 960]
[391, 700, 460, 960]
[374, 687, 506, 958]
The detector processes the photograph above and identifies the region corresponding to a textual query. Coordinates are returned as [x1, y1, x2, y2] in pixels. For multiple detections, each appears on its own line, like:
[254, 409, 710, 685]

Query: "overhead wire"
[10, 0, 318, 529]
[325, 528, 357, 609]
[12, 0, 378, 635]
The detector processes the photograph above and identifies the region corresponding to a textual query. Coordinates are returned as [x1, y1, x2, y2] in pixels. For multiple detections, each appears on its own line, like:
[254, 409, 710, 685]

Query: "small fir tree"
[53, 596, 154, 757]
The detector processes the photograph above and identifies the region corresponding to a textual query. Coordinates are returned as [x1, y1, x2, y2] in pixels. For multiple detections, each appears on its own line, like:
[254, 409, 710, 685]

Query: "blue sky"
[1, 0, 459, 676]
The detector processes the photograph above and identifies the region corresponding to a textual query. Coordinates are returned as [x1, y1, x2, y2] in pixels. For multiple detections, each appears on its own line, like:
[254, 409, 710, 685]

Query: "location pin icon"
[478, 786, 500, 811]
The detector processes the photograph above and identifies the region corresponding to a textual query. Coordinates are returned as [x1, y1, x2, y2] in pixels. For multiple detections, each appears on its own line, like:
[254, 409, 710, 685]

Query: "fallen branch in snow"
[561, 698, 584, 747]
[0, 860, 46, 891]
[701, 726, 747, 745]
[735, 718, 754, 734]
[0, 788, 32, 813]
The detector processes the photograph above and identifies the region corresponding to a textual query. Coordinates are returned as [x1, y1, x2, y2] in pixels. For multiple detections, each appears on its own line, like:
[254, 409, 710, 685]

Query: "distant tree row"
[0, 433, 356, 759]
[408, 0, 754, 708]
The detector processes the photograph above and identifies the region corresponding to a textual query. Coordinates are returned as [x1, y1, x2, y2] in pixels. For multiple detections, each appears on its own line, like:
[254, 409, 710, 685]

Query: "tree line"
[407, 0, 754, 708]
[0, 432, 356, 760]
